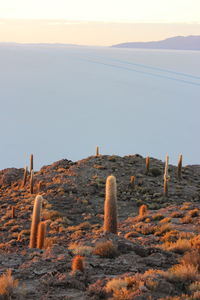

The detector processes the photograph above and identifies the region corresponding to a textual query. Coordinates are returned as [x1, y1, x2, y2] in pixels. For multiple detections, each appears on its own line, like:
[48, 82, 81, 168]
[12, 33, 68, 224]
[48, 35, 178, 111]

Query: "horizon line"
[0, 19, 200, 25]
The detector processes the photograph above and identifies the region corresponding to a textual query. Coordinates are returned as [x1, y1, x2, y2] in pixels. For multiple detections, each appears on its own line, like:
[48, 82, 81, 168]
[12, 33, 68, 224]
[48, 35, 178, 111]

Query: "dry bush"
[44, 237, 57, 249]
[189, 281, 200, 292]
[159, 217, 171, 224]
[192, 291, 200, 299]
[42, 210, 63, 221]
[111, 288, 140, 300]
[160, 239, 192, 254]
[164, 263, 199, 283]
[179, 232, 195, 240]
[0, 269, 18, 298]
[170, 211, 184, 218]
[161, 230, 180, 243]
[191, 235, 200, 250]
[135, 223, 156, 235]
[180, 216, 193, 224]
[181, 250, 200, 271]
[68, 243, 93, 256]
[180, 204, 191, 210]
[124, 231, 139, 239]
[105, 278, 128, 293]
[152, 214, 165, 221]
[154, 223, 172, 236]
[145, 217, 152, 223]
[93, 241, 118, 258]
[188, 209, 199, 218]
[67, 222, 91, 232]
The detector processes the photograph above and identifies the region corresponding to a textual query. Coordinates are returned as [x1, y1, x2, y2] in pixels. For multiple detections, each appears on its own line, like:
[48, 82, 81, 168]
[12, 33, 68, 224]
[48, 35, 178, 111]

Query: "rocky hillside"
[0, 154, 200, 299]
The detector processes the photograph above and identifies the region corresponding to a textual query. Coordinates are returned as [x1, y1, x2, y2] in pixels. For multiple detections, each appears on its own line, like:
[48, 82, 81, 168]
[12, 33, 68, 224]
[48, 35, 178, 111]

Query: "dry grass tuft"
[154, 223, 173, 236]
[68, 243, 93, 256]
[180, 215, 193, 224]
[191, 235, 200, 250]
[161, 230, 180, 243]
[159, 217, 171, 224]
[170, 211, 184, 218]
[181, 250, 200, 271]
[0, 269, 18, 298]
[152, 213, 165, 221]
[160, 238, 192, 254]
[93, 241, 118, 258]
[188, 209, 199, 218]
[105, 278, 128, 293]
[164, 263, 199, 283]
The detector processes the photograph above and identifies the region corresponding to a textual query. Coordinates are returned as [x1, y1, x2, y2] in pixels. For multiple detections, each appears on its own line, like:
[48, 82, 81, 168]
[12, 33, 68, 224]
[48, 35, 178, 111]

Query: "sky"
[0, 0, 200, 45]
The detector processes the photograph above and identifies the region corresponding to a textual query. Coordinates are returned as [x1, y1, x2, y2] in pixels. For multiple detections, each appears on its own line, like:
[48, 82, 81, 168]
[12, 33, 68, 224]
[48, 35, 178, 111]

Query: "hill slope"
[1, 154, 200, 299]
[112, 35, 200, 50]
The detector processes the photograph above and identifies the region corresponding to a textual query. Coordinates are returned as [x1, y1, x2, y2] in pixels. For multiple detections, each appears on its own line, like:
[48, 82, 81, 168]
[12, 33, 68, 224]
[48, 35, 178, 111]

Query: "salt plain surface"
[0, 44, 199, 169]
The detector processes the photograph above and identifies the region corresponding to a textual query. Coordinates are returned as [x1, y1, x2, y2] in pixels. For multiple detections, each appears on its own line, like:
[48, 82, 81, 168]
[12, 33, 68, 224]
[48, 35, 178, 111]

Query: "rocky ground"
[1, 154, 200, 299]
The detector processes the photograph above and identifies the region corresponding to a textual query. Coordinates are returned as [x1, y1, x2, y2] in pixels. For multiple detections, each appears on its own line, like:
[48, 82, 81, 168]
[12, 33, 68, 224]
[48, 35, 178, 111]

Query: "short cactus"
[12, 206, 15, 218]
[96, 146, 99, 156]
[104, 175, 118, 234]
[37, 221, 46, 249]
[130, 176, 135, 189]
[29, 195, 43, 248]
[145, 156, 150, 174]
[139, 204, 148, 217]
[71, 255, 84, 273]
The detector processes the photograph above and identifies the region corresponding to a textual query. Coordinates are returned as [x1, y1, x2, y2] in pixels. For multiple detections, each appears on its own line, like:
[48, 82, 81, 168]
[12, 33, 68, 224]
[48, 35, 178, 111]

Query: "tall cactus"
[163, 154, 169, 197]
[177, 154, 183, 180]
[30, 170, 34, 194]
[30, 153, 33, 172]
[164, 154, 169, 178]
[104, 175, 118, 234]
[164, 174, 168, 197]
[23, 165, 28, 187]
[29, 195, 43, 248]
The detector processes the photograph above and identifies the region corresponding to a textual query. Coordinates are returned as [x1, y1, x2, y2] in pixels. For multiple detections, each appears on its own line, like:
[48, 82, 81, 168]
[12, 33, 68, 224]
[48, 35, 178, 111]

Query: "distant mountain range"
[112, 35, 200, 51]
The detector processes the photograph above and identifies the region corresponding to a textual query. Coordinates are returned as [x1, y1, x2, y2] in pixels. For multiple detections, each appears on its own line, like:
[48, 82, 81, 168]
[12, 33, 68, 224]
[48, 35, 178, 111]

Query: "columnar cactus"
[30, 153, 33, 172]
[37, 221, 46, 249]
[96, 146, 99, 156]
[164, 154, 169, 197]
[177, 154, 183, 180]
[130, 176, 135, 189]
[164, 174, 168, 197]
[12, 206, 15, 218]
[164, 154, 169, 178]
[29, 195, 43, 248]
[71, 255, 84, 273]
[145, 156, 150, 174]
[139, 204, 147, 217]
[23, 165, 28, 187]
[30, 170, 34, 194]
[104, 175, 118, 234]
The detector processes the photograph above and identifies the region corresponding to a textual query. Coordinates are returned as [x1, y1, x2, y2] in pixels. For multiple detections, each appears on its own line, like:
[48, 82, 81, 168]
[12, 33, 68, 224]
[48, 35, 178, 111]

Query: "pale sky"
[0, 0, 200, 45]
